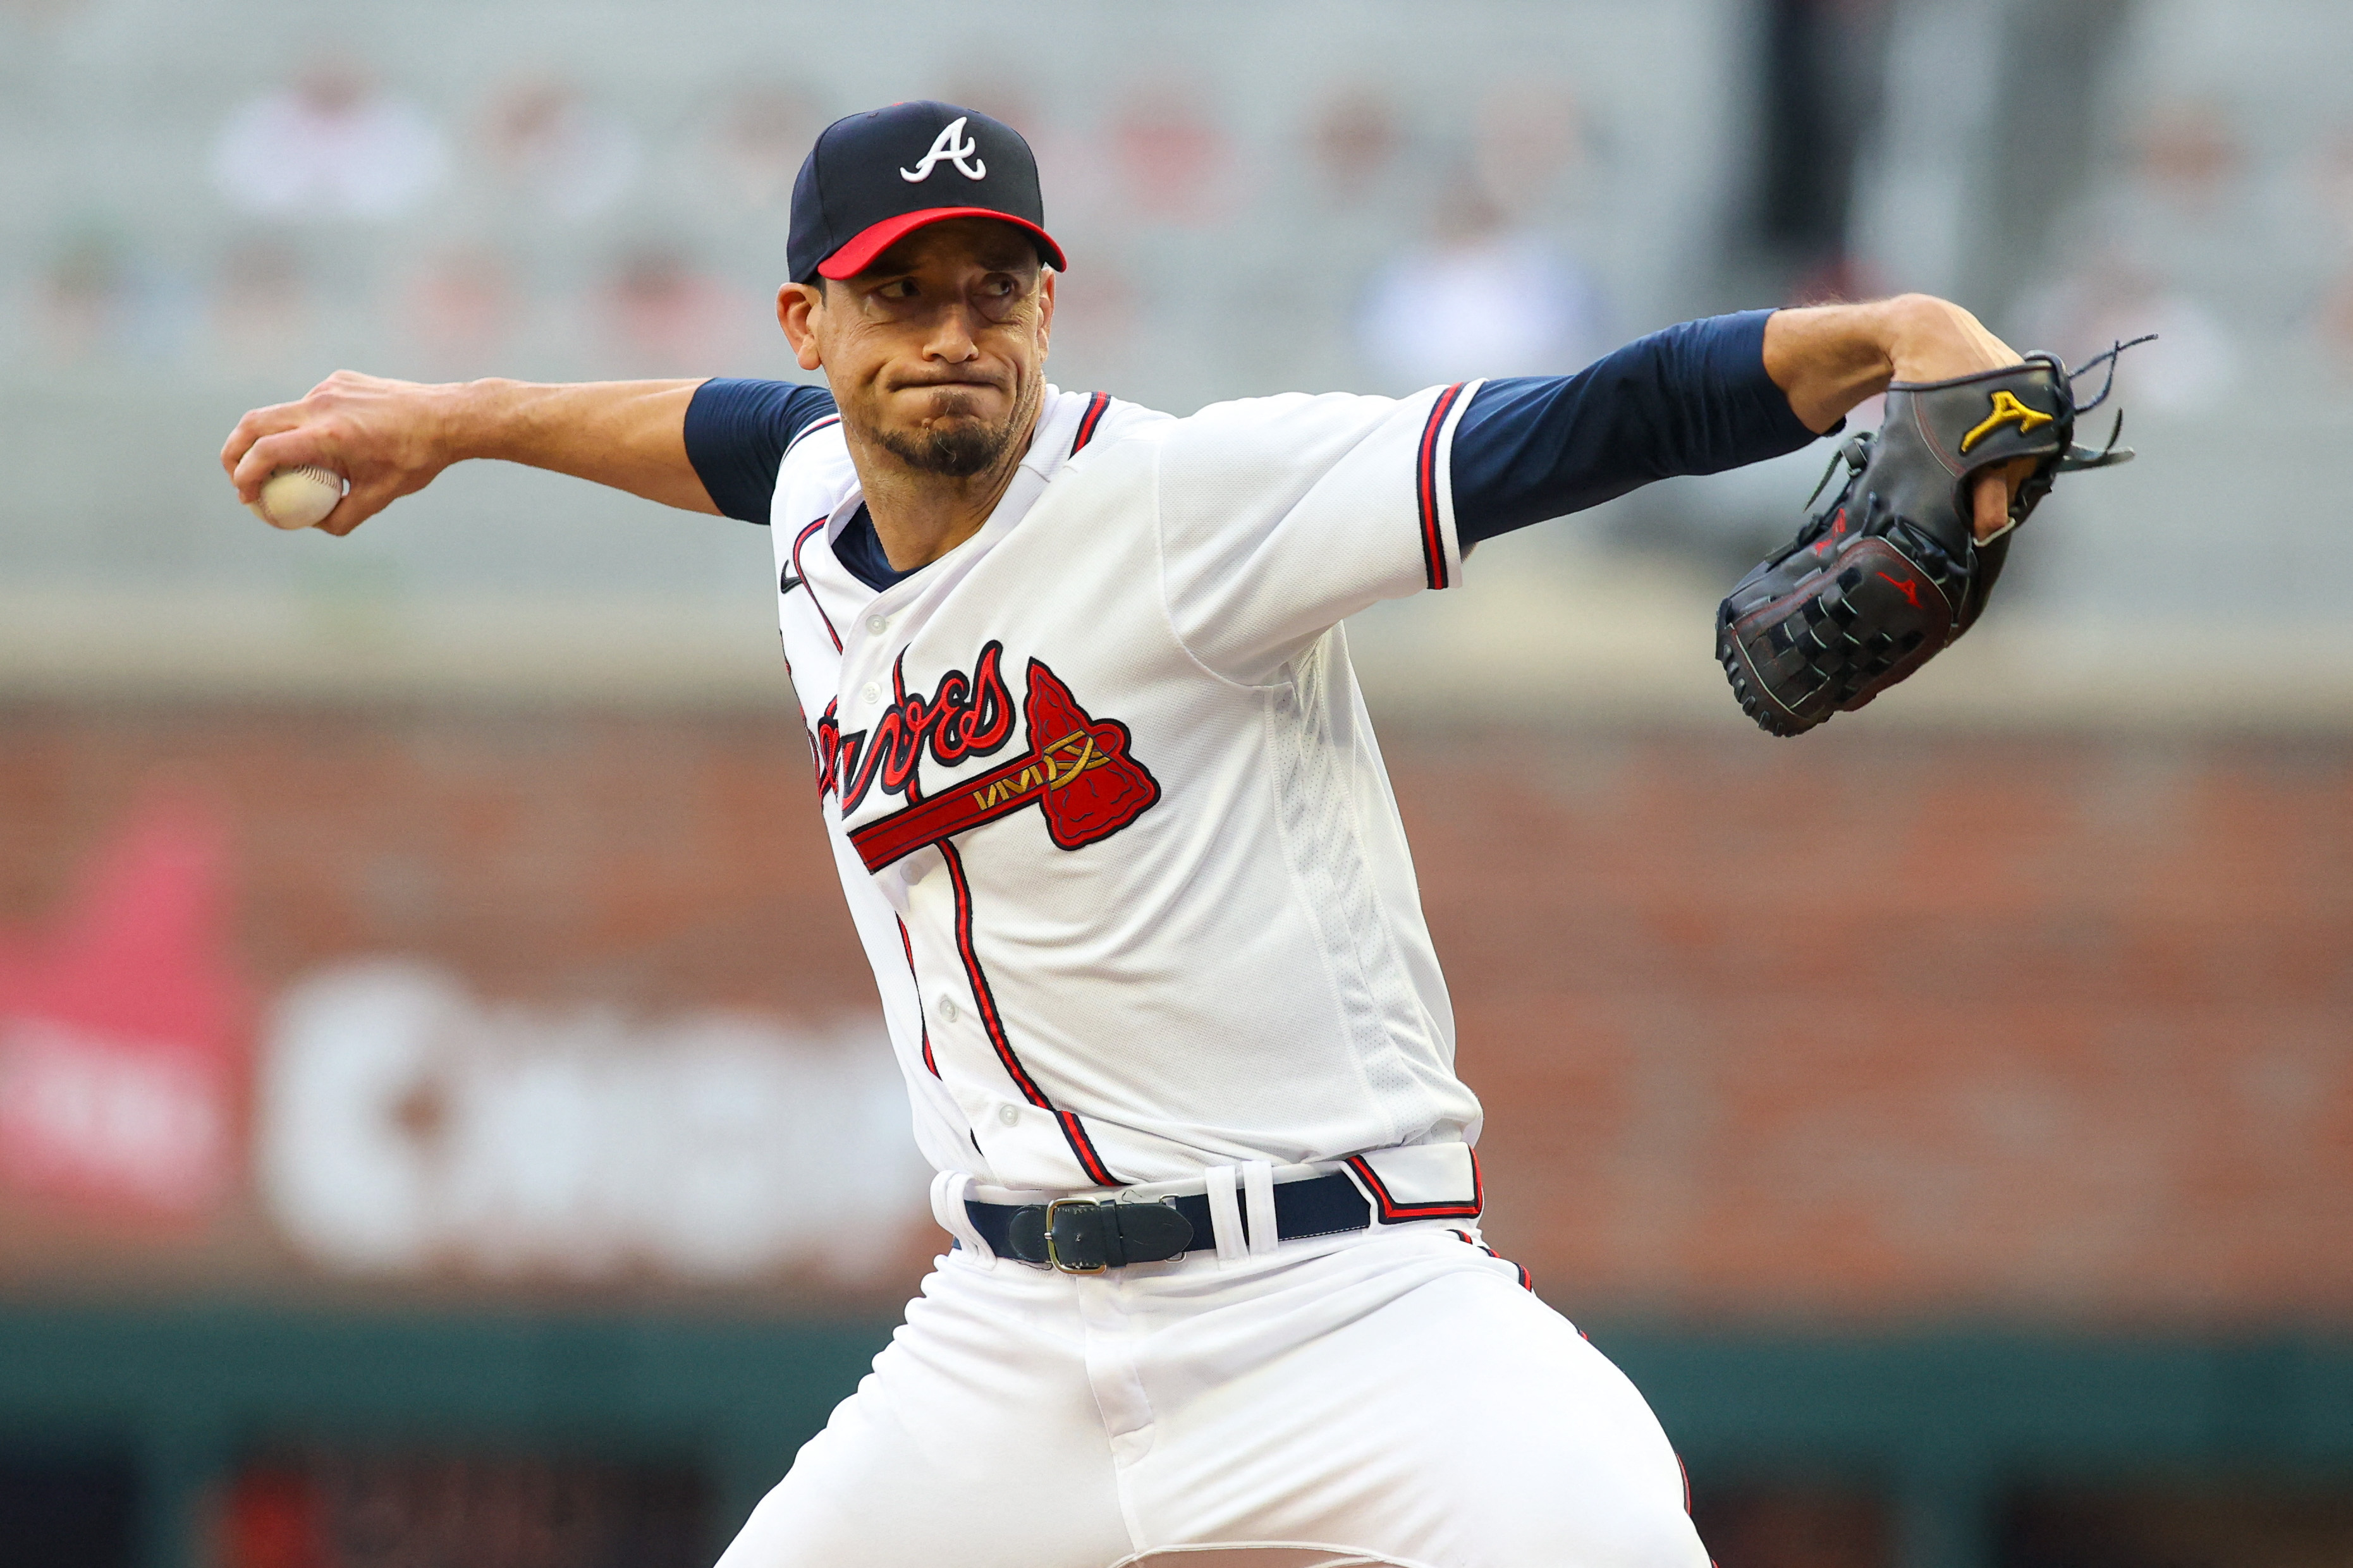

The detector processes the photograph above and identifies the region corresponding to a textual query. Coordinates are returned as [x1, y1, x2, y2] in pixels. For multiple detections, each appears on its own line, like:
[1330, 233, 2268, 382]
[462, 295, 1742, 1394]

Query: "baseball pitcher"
[221, 101, 2131, 1568]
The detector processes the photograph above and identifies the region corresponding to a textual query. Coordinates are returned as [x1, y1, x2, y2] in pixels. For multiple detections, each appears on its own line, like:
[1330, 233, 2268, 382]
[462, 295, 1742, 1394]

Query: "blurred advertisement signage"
[0, 796, 242, 1224]
[2, 791, 926, 1294]
[258, 961, 924, 1285]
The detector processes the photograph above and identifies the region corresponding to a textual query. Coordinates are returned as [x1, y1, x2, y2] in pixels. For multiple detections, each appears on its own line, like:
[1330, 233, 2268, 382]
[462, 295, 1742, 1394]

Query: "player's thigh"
[1140, 1243, 1706, 1567]
[1352, 1265, 1704, 1566]
[715, 1256, 1132, 1568]
[1405, 1273, 1706, 1566]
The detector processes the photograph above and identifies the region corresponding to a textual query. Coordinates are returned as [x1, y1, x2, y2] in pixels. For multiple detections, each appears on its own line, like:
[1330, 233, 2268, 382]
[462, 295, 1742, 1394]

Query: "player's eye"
[976, 274, 1022, 318]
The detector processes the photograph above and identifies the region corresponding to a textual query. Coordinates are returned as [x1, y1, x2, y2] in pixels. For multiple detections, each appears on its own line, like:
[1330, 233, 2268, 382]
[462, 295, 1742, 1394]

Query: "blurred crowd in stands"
[16, 44, 2353, 417]
[19, 56, 1616, 397]
[32, 61, 833, 380]
[3, 0, 2345, 631]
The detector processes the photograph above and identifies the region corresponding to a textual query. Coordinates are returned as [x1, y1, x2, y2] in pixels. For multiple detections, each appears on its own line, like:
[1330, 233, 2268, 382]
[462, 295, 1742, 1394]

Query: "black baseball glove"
[1717, 341, 2147, 736]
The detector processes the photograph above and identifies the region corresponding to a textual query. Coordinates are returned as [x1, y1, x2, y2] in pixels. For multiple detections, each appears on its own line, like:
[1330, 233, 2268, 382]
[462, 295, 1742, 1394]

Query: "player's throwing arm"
[219, 373, 723, 536]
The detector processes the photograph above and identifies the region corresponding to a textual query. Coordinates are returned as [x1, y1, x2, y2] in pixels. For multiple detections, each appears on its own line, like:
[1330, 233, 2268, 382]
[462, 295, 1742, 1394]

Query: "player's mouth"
[891, 373, 1006, 394]
[896, 381, 1007, 423]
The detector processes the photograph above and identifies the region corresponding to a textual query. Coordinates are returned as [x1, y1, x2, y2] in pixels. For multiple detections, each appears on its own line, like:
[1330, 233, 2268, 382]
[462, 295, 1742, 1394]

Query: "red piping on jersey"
[791, 516, 843, 652]
[939, 841, 1121, 1187]
[784, 413, 841, 458]
[1069, 392, 1111, 456]
[1345, 1147, 1484, 1222]
[1053, 1110, 1109, 1180]
[896, 916, 937, 1076]
[1415, 383, 1466, 591]
[1450, 1227, 1533, 1292]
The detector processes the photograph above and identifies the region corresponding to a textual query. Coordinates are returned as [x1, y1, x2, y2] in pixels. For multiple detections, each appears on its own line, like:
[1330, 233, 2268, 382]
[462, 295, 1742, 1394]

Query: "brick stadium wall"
[1414, 730, 2352, 1322]
[1, 702, 2347, 1323]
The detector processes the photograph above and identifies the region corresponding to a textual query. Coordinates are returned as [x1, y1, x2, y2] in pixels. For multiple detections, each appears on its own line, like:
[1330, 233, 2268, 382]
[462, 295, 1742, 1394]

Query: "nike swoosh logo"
[780, 568, 804, 597]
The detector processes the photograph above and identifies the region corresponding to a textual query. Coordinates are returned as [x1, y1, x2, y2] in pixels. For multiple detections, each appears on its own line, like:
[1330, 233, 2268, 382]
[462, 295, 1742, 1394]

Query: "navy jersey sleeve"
[683, 379, 838, 524]
[1450, 309, 1826, 545]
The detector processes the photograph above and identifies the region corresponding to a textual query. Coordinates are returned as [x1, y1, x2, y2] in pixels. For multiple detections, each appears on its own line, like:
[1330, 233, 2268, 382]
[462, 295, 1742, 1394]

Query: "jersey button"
[860, 682, 881, 707]
[865, 614, 889, 635]
[997, 1103, 1020, 1126]
[938, 996, 960, 1023]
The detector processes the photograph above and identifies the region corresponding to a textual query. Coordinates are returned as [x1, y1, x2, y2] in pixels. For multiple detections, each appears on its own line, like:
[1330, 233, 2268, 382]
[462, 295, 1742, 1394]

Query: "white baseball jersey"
[767, 383, 1487, 1196]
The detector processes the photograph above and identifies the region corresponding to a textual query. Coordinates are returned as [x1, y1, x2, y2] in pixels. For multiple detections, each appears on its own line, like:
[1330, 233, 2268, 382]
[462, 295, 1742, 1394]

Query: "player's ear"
[1035, 268, 1055, 353]
[778, 281, 825, 372]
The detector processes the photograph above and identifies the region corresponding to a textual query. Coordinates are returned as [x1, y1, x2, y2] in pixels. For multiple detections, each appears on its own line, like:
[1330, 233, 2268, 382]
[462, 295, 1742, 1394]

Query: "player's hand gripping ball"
[246, 465, 346, 530]
[1716, 340, 2149, 736]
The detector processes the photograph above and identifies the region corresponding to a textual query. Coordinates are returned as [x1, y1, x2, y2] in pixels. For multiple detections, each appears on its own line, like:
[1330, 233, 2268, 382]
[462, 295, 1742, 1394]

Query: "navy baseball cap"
[788, 101, 1067, 283]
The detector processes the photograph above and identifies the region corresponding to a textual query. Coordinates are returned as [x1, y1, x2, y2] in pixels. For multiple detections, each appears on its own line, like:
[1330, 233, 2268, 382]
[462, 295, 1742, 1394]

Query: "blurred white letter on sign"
[258, 960, 925, 1285]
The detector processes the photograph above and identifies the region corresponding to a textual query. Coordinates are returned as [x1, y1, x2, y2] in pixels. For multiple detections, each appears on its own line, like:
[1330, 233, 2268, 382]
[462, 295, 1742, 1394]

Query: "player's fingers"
[315, 475, 397, 537]
[231, 428, 341, 496]
[219, 403, 306, 489]
[1971, 471, 2005, 542]
[1971, 458, 2035, 542]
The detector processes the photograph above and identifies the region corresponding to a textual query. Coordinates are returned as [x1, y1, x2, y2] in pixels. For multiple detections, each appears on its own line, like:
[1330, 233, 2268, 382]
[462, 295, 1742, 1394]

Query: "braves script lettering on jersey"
[679, 306, 1817, 1565]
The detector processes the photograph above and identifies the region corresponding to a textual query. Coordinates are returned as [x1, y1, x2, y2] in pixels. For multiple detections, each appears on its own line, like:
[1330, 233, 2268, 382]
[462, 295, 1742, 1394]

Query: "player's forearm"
[446, 378, 719, 514]
[1763, 295, 2024, 434]
[1450, 310, 1818, 546]
[224, 369, 724, 536]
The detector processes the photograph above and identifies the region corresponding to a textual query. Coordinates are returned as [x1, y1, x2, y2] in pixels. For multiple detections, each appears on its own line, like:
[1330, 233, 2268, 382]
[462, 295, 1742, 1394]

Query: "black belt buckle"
[1044, 1197, 1109, 1274]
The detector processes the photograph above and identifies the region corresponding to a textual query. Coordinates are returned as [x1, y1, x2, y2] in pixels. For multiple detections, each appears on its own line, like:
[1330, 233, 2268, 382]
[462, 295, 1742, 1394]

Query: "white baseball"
[248, 465, 346, 530]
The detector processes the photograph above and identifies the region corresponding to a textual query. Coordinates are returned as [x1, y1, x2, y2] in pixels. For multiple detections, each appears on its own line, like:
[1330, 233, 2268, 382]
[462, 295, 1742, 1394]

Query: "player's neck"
[847, 401, 1043, 574]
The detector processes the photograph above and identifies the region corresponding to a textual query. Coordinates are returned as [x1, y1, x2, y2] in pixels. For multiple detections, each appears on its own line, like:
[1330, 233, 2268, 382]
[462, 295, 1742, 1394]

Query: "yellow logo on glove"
[1960, 389, 2055, 453]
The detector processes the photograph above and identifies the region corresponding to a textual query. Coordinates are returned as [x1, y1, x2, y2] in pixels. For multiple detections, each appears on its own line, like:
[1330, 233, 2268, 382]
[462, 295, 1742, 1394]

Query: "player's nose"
[920, 303, 987, 362]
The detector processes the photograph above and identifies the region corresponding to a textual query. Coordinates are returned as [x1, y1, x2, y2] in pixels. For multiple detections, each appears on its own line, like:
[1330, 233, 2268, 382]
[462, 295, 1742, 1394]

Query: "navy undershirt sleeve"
[682, 378, 838, 524]
[1449, 309, 1828, 546]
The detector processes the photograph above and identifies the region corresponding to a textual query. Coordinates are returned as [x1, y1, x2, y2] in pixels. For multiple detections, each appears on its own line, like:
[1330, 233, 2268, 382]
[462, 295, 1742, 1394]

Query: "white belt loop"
[1202, 1164, 1248, 1263]
[1241, 1160, 1279, 1257]
[930, 1171, 995, 1268]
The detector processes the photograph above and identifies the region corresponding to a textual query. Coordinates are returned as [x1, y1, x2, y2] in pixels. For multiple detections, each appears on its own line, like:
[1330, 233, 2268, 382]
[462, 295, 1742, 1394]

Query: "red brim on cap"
[816, 207, 1068, 280]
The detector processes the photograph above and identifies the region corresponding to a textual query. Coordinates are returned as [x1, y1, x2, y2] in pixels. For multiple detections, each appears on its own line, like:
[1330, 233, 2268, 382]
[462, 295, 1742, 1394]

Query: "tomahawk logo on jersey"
[826, 647, 1162, 871]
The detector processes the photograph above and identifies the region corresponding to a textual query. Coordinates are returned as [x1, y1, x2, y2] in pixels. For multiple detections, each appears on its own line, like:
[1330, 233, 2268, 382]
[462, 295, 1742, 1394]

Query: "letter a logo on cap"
[901, 116, 987, 183]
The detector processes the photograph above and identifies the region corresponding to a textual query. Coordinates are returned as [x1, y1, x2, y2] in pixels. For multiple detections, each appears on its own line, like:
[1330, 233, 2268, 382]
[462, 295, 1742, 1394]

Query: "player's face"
[781, 219, 1055, 479]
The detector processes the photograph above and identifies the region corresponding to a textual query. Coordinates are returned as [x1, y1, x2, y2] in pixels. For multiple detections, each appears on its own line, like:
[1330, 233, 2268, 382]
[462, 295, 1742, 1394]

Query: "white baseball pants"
[715, 1209, 1709, 1568]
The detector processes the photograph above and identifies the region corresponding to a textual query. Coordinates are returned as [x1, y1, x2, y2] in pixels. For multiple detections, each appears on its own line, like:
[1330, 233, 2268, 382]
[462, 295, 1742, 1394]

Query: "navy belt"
[966, 1171, 1372, 1272]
